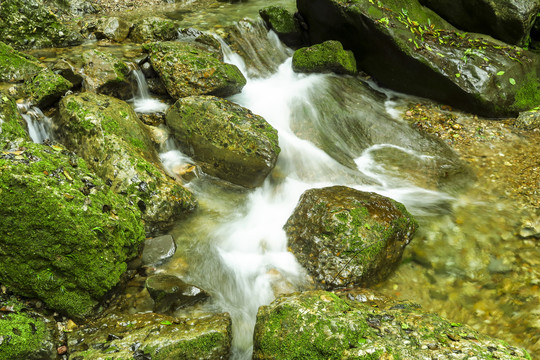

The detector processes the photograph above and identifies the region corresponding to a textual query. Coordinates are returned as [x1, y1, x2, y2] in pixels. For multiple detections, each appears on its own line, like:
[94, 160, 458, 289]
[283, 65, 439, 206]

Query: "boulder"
[284, 186, 417, 289]
[419, 0, 540, 46]
[56, 93, 196, 233]
[68, 312, 232, 359]
[292, 40, 357, 75]
[94, 16, 132, 42]
[0, 299, 55, 360]
[0, 142, 145, 318]
[166, 95, 280, 188]
[142, 234, 176, 265]
[515, 107, 540, 129]
[0, 41, 43, 82]
[297, 0, 540, 117]
[253, 290, 532, 359]
[259, 6, 304, 48]
[143, 41, 246, 99]
[0, 92, 31, 148]
[0, 0, 82, 49]
[145, 274, 209, 313]
[130, 17, 182, 43]
[81, 50, 132, 100]
[25, 70, 73, 109]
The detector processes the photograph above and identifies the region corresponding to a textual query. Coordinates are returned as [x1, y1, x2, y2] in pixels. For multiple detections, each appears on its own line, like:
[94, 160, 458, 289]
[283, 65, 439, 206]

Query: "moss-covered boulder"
[143, 41, 246, 99]
[259, 6, 304, 48]
[0, 41, 43, 82]
[292, 40, 357, 75]
[25, 70, 73, 109]
[0, 92, 31, 148]
[0, 299, 55, 359]
[284, 186, 417, 289]
[253, 290, 532, 359]
[130, 17, 182, 43]
[81, 50, 132, 100]
[56, 93, 196, 233]
[94, 16, 132, 42]
[166, 95, 280, 188]
[515, 107, 540, 129]
[0, 142, 145, 318]
[297, 0, 540, 116]
[419, 0, 540, 47]
[0, 0, 82, 49]
[68, 312, 232, 359]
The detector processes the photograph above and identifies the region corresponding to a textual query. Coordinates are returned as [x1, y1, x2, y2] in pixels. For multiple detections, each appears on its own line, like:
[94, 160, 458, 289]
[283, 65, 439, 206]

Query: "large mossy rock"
[143, 41, 246, 99]
[81, 50, 132, 100]
[259, 6, 304, 48]
[94, 16, 132, 42]
[68, 312, 232, 359]
[0, 299, 55, 360]
[0, 41, 43, 82]
[253, 290, 532, 359]
[0, 0, 82, 49]
[0, 142, 145, 319]
[284, 186, 417, 289]
[292, 40, 357, 75]
[57, 93, 196, 233]
[0, 92, 31, 148]
[25, 70, 73, 109]
[419, 0, 540, 47]
[130, 17, 182, 43]
[297, 0, 540, 117]
[166, 95, 280, 188]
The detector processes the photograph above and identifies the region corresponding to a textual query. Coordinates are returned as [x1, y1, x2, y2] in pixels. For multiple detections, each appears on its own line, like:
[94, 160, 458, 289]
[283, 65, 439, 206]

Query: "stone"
[292, 40, 357, 75]
[56, 93, 196, 233]
[419, 0, 540, 46]
[166, 95, 280, 188]
[284, 186, 417, 289]
[52, 59, 84, 88]
[253, 290, 532, 359]
[514, 107, 540, 130]
[0, 41, 43, 82]
[143, 41, 246, 99]
[142, 234, 176, 265]
[0, 92, 31, 148]
[297, 0, 540, 117]
[259, 6, 304, 48]
[25, 70, 73, 109]
[0, 142, 145, 318]
[68, 312, 232, 359]
[145, 274, 209, 313]
[81, 49, 132, 100]
[130, 17, 182, 43]
[94, 16, 132, 42]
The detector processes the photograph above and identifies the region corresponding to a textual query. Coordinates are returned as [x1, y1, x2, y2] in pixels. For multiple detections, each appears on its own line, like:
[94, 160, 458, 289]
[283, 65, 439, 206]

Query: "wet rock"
[142, 234, 176, 266]
[292, 40, 357, 75]
[81, 49, 132, 100]
[284, 186, 417, 289]
[138, 111, 166, 126]
[56, 92, 196, 233]
[253, 290, 532, 359]
[0, 299, 55, 359]
[130, 16, 182, 43]
[0, 41, 43, 82]
[68, 312, 232, 359]
[143, 41, 246, 99]
[52, 59, 83, 88]
[145, 274, 209, 313]
[94, 16, 132, 42]
[0, 92, 31, 148]
[25, 70, 73, 109]
[515, 108, 540, 130]
[297, 0, 540, 117]
[177, 28, 224, 60]
[259, 6, 304, 48]
[166, 95, 280, 188]
[419, 0, 540, 46]
[518, 216, 540, 239]
[0, 142, 145, 318]
[0, 0, 82, 50]
[146, 77, 168, 95]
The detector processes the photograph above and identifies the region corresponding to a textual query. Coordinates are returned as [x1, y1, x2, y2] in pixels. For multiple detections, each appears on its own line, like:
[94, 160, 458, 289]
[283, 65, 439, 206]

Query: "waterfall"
[17, 103, 54, 144]
[131, 69, 169, 113]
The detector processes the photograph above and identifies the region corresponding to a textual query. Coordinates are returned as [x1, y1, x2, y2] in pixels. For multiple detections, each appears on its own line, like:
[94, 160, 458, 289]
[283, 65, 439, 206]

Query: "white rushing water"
[17, 103, 54, 143]
[131, 69, 169, 113]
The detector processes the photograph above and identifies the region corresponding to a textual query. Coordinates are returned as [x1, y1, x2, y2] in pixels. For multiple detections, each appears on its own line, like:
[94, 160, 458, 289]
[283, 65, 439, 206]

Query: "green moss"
[292, 40, 357, 75]
[259, 6, 299, 34]
[25, 70, 72, 108]
[511, 70, 540, 111]
[0, 310, 51, 359]
[0, 41, 42, 82]
[0, 92, 30, 145]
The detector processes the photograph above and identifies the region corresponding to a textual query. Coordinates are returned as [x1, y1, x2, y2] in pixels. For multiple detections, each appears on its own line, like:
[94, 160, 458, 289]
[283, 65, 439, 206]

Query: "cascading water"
[17, 103, 55, 143]
[131, 69, 169, 113]
[162, 27, 462, 360]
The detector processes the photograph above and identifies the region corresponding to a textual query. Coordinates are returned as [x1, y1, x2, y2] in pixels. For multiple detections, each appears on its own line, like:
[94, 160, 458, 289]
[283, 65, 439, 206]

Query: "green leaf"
[451, 322, 462, 327]
[496, 71, 505, 76]
[455, 73, 461, 78]
[509, 78, 516, 85]
[160, 320, 173, 325]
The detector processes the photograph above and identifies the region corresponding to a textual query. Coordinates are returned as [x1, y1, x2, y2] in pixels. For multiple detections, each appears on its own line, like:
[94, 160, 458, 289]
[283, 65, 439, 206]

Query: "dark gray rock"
[142, 234, 176, 265]
[515, 107, 540, 129]
[145, 274, 209, 313]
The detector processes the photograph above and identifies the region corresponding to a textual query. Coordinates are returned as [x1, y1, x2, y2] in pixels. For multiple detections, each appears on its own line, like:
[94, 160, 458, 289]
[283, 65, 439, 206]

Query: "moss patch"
[292, 40, 357, 75]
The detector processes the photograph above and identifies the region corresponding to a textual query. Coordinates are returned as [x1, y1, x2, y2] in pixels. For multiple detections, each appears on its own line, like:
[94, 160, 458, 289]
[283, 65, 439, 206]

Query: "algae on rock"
[25, 70, 73, 109]
[81, 49, 133, 100]
[292, 40, 357, 75]
[0, 92, 31, 148]
[0, 41, 43, 83]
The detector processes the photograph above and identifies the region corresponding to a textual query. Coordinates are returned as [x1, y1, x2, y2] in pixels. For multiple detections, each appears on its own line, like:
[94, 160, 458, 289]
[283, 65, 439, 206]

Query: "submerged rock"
[142, 234, 176, 266]
[68, 312, 232, 359]
[56, 92, 196, 233]
[0, 142, 145, 318]
[253, 290, 532, 359]
[166, 95, 280, 188]
[145, 274, 209, 313]
[81, 50, 132, 100]
[25, 70, 73, 109]
[143, 41, 246, 99]
[284, 186, 417, 289]
[297, 0, 540, 117]
[0, 0, 82, 49]
[259, 6, 304, 48]
[419, 0, 540, 46]
[0, 41, 43, 82]
[292, 40, 357, 75]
